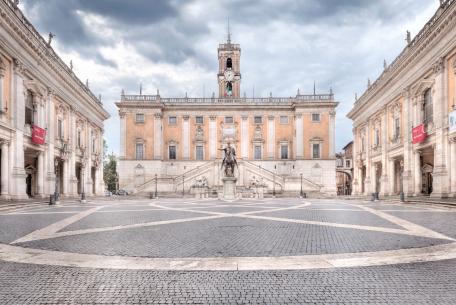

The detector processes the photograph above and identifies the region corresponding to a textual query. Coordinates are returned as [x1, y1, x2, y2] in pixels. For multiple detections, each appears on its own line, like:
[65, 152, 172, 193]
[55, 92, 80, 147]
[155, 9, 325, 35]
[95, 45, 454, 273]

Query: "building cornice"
[348, 0, 456, 120]
[0, 0, 109, 121]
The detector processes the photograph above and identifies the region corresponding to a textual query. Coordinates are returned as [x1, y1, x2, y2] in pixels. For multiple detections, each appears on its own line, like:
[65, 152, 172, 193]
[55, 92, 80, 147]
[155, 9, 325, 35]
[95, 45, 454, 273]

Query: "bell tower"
[218, 22, 241, 98]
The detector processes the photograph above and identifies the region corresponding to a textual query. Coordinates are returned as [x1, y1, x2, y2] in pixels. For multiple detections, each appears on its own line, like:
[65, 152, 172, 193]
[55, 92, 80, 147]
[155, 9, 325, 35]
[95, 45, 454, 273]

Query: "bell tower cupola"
[218, 21, 241, 98]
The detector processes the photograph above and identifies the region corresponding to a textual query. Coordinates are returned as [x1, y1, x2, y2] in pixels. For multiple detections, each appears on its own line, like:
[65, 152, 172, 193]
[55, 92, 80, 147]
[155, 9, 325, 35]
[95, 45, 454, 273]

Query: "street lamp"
[155, 173, 158, 199]
[400, 160, 405, 202]
[300, 173, 304, 198]
[182, 166, 186, 197]
[273, 165, 276, 197]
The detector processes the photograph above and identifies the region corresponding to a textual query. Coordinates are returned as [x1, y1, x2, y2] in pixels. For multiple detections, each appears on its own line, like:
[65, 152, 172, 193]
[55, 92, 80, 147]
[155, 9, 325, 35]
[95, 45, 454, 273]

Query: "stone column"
[351, 127, 359, 195]
[450, 138, 456, 196]
[62, 159, 69, 196]
[241, 116, 248, 159]
[413, 150, 422, 196]
[10, 59, 27, 200]
[267, 115, 275, 159]
[209, 116, 217, 159]
[46, 89, 56, 196]
[36, 151, 44, 197]
[68, 108, 77, 196]
[296, 114, 303, 159]
[380, 109, 389, 196]
[365, 121, 372, 194]
[431, 58, 449, 197]
[388, 158, 395, 195]
[119, 111, 126, 159]
[182, 115, 190, 159]
[402, 88, 413, 196]
[0, 141, 9, 198]
[329, 111, 336, 159]
[154, 113, 163, 159]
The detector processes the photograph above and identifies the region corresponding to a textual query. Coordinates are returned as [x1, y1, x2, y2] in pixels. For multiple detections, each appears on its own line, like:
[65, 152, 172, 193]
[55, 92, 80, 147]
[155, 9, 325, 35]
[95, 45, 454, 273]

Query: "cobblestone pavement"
[0, 198, 456, 304]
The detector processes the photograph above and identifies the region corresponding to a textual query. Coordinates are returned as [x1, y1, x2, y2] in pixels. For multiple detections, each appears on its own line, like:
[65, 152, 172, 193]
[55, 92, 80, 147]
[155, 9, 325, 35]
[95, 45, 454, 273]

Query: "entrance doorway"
[361, 165, 366, 194]
[375, 163, 382, 193]
[91, 166, 96, 194]
[76, 163, 82, 194]
[420, 148, 434, 195]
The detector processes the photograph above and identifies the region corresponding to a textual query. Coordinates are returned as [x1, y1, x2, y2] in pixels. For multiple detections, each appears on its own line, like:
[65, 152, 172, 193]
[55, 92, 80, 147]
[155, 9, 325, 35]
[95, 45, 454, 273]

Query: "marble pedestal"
[222, 177, 237, 200]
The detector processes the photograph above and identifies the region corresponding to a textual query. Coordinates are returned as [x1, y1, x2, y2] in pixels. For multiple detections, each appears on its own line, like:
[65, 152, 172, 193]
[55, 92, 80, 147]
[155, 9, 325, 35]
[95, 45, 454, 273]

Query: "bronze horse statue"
[219, 143, 238, 177]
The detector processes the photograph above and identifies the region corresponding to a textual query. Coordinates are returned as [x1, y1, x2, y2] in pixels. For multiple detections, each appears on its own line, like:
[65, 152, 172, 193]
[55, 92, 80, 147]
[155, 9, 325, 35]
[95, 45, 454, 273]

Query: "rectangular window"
[136, 144, 144, 160]
[280, 116, 289, 124]
[394, 118, 400, 138]
[25, 90, 34, 125]
[375, 129, 380, 146]
[196, 145, 204, 160]
[254, 145, 262, 160]
[77, 130, 81, 148]
[346, 160, 351, 168]
[135, 113, 145, 123]
[312, 113, 320, 122]
[312, 143, 320, 159]
[254, 116, 262, 124]
[196, 116, 204, 124]
[92, 137, 96, 153]
[281, 145, 288, 159]
[225, 116, 233, 124]
[58, 119, 63, 140]
[169, 116, 177, 125]
[169, 145, 176, 160]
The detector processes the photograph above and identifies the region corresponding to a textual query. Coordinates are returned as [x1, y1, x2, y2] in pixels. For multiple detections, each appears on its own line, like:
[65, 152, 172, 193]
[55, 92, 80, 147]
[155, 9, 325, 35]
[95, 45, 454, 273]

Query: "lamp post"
[300, 173, 304, 198]
[155, 173, 158, 199]
[273, 165, 276, 197]
[400, 160, 405, 202]
[182, 166, 186, 197]
[80, 149, 87, 203]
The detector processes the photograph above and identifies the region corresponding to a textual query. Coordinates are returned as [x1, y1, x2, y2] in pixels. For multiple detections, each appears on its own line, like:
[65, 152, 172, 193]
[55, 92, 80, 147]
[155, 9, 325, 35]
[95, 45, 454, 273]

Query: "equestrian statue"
[219, 142, 238, 177]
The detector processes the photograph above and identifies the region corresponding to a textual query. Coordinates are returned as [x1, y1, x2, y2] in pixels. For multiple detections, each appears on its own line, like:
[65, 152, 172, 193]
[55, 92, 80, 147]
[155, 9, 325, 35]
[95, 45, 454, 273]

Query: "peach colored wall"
[275, 115, 294, 159]
[125, 113, 154, 159]
[124, 111, 332, 161]
[303, 112, 330, 159]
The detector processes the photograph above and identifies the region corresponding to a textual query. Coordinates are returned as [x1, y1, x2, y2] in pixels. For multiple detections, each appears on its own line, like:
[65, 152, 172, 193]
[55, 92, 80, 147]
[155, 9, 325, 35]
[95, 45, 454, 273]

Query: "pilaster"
[209, 116, 217, 159]
[431, 57, 449, 197]
[267, 115, 275, 159]
[154, 113, 163, 160]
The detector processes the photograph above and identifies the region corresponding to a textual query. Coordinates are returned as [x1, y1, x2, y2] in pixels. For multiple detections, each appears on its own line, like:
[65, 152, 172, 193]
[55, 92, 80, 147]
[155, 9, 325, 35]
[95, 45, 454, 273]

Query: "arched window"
[423, 88, 433, 124]
[226, 58, 232, 69]
[226, 82, 233, 97]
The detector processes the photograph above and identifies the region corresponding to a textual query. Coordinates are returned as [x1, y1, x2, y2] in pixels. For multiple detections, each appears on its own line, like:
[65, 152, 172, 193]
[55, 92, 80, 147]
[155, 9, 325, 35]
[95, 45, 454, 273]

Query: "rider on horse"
[219, 142, 238, 177]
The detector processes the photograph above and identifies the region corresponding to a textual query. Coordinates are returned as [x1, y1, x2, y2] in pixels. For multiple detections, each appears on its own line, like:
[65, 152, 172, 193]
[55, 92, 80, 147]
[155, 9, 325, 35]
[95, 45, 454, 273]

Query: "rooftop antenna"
[139, 82, 142, 95]
[313, 81, 316, 95]
[227, 18, 231, 44]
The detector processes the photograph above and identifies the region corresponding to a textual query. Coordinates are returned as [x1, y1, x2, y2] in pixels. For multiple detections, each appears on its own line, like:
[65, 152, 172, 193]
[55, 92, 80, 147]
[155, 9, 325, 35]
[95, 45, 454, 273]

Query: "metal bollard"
[49, 194, 55, 205]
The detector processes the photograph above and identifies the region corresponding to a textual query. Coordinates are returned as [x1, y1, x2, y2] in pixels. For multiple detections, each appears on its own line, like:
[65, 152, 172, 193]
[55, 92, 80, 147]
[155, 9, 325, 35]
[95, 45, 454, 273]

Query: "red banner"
[32, 125, 46, 145]
[412, 124, 426, 144]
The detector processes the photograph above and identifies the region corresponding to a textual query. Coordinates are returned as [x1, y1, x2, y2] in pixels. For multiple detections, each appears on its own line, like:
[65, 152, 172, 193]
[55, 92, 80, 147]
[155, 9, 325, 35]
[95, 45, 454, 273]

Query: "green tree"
[103, 141, 117, 192]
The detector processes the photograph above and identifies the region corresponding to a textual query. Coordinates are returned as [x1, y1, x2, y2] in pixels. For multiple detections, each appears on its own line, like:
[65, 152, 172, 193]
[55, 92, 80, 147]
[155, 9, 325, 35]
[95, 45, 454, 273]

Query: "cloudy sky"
[19, 0, 439, 154]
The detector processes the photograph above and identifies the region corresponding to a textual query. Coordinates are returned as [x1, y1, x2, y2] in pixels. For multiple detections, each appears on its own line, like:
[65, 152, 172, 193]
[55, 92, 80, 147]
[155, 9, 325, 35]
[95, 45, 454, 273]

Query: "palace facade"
[348, 0, 456, 199]
[0, 0, 110, 200]
[116, 36, 338, 196]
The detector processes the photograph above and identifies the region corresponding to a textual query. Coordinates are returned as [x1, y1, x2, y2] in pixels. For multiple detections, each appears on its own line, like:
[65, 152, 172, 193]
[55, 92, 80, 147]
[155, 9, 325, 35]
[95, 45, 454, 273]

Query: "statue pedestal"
[191, 187, 209, 199]
[222, 177, 237, 200]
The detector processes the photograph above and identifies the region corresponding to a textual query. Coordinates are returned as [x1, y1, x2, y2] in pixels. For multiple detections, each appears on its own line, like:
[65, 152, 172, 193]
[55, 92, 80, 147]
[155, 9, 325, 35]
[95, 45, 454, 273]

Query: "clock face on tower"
[224, 70, 234, 81]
